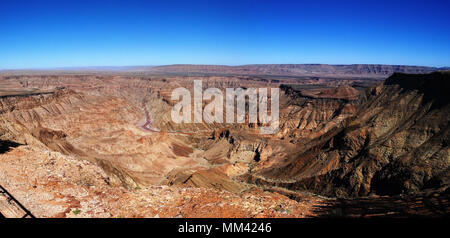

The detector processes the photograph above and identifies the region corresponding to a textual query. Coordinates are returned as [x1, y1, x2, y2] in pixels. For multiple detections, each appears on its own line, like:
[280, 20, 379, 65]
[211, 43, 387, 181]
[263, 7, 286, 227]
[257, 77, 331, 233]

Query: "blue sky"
[0, 0, 449, 69]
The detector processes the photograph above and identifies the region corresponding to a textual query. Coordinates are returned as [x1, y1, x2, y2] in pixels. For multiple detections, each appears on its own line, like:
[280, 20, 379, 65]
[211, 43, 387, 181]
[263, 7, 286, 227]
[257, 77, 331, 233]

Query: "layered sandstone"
[0, 70, 448, 217]
[250, 72, 449, 198]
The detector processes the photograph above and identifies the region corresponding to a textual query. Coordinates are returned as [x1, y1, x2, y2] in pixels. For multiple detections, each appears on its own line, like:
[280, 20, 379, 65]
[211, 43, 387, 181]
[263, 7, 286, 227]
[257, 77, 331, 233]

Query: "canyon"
[0, 65, 448, 217]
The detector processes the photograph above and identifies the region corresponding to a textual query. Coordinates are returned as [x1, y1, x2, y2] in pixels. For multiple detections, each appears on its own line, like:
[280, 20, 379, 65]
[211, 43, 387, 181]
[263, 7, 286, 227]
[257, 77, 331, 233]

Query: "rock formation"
[251, 72, 449, 198]
[0, 67, 448, 217]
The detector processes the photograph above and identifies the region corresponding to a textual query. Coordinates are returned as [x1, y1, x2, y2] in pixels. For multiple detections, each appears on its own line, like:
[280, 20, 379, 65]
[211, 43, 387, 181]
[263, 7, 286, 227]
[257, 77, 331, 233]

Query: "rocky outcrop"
[0, 145, 324, 218]
[1, 71, 447, 217]
[255, 72, 450, 197]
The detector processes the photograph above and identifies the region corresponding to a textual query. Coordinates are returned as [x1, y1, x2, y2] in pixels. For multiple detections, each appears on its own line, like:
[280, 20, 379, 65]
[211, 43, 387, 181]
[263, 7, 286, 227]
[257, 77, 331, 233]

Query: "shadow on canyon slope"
[311, 188, 450, 218]
[0, 139, 22, 154]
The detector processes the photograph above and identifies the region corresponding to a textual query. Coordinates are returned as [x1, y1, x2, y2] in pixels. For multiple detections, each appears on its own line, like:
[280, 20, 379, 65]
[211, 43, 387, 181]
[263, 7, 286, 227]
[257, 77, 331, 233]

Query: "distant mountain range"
[2, 64, 449, 78]
[144, 64, 450, 78]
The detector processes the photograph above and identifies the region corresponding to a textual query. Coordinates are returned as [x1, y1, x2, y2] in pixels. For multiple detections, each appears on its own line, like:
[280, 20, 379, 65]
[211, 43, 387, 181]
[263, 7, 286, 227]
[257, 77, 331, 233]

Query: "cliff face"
[0, 74, 335, 218]
[0, 88, 211, 189]
[1, 71, 448, 217]
[256, 72, 450, 197]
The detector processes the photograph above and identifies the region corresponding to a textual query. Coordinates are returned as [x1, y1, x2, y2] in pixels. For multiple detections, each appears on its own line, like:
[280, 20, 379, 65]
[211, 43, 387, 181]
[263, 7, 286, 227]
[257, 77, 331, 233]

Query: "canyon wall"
[249, 72, 449, 197]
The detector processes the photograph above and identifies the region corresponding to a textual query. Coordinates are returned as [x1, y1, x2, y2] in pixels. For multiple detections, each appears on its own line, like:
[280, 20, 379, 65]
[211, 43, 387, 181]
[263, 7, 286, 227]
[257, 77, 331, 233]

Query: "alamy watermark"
[170, 80, 279, 134]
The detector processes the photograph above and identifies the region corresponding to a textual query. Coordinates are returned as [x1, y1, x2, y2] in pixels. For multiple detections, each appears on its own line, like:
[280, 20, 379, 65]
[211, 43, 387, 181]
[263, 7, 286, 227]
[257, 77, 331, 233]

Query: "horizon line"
[1, 63, 449, 71]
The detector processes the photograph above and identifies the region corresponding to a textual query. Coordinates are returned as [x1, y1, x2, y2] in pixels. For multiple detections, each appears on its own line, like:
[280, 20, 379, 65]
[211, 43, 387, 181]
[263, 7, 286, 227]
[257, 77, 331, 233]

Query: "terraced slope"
[253, 72, 449, 198]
